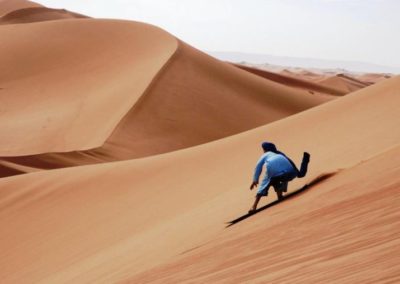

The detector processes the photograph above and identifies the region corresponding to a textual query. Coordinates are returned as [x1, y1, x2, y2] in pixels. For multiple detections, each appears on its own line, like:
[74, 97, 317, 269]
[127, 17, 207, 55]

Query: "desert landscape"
[0, 1, 399, 283]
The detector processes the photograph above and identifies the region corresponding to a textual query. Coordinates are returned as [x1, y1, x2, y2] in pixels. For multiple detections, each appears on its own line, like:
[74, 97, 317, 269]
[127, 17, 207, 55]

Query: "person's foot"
[248, 208, 256, 214]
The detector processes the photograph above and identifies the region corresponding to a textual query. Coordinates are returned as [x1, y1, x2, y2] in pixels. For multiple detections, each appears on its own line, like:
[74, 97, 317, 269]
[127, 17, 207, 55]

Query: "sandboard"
[226, 173, 335, 228]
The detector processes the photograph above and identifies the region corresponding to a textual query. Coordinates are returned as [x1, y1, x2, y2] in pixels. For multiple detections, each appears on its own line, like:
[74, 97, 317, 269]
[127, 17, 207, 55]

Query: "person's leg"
[272, 177, 288, 200]
[272, 182, 282, 200]
[250, 183, 271, 213]
[275, 187, 283, 200]
[249, 195, 262, 213]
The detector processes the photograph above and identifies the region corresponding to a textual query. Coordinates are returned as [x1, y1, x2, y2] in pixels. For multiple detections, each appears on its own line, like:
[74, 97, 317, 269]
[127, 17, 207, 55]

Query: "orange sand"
[0, 75, 399, 282]
[0, 19, 177, 155]
[0, 1, 399, 283]
[0, 28, 330, 174]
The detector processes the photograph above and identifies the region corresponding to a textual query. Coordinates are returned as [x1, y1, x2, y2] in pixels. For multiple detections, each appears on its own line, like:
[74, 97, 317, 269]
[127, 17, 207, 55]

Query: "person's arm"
[250, 155, 265, 189]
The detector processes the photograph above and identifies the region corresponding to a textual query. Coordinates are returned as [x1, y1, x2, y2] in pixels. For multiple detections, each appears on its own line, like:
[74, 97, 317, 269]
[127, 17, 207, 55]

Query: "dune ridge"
[0, 7, 88, 25]
[0, 0, 41, 16]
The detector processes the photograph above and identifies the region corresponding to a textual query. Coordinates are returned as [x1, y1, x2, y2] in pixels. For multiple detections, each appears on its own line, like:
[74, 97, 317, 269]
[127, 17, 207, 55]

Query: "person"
[249, 142, 310, 213]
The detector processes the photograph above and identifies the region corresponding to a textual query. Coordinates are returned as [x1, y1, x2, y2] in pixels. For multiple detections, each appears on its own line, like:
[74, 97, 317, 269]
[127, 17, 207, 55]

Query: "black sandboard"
[226, 173, 335, 228]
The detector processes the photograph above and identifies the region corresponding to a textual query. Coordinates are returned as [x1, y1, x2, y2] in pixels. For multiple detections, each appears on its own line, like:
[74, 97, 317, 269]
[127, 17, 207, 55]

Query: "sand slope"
[0, 76, 399, 283]
[0, 2, 398, 282]
[129, 145, 400, 283]
[0, 19, 177, 155]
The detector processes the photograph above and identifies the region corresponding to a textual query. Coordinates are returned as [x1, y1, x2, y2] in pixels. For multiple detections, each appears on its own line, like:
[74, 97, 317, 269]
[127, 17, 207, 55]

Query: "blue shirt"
[253, 152, 297, 190]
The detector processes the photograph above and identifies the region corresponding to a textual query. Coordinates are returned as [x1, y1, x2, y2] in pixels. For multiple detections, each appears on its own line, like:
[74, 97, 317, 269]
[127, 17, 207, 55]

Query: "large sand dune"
[0, 19, 331, 175]
[0, 19, 177, 155]
[0, 75, 398, 283]
[0, 1, 398, 283]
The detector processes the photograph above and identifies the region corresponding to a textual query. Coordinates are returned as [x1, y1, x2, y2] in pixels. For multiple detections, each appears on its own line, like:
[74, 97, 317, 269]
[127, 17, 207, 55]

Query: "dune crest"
[0, 7, 88, 25]
[0, 0, 41, 16]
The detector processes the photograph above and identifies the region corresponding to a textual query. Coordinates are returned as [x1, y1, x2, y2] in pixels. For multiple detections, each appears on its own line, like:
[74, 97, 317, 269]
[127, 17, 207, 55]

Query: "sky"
[38, 0, 400, 68]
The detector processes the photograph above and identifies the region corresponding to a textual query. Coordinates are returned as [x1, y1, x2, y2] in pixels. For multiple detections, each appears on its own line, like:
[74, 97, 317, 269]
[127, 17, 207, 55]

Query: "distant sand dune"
[317, 73, 370, 93]
[236, 64, 346, 96]
[0, 0, 41, 16]
[280, 68, 325, 81]
[355, 72, 392, 84]
[0, 7, 88, 25]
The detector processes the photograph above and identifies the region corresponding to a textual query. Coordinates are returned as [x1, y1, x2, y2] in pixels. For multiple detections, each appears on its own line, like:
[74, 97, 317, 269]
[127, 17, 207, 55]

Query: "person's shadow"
[226, 173, 336, 227]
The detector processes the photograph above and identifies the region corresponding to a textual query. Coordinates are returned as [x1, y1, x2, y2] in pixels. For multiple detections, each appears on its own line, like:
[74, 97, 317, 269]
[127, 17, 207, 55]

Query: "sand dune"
[0, 7, 88, 25]
[0, 0, 41, 15]
[280, 68, 325, 81]
[129, 145, 400, 283]
[355, 73, 392, 84]
[0, 30, 331, 175]
[237, 63, 385, 96]
[235, 64, 346, 96]
[317, 73, 371, 93]
[0, 19, 177, 156]
[0, 76, 398, 283]
[0, 1, 398, 283]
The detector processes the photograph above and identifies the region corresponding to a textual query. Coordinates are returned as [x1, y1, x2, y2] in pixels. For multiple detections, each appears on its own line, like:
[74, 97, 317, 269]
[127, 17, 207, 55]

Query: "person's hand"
[250, 181, 258, 190]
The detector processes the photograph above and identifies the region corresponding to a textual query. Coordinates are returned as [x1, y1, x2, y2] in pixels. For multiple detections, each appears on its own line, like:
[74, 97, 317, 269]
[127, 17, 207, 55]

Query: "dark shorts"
[256, 172, 296, 197]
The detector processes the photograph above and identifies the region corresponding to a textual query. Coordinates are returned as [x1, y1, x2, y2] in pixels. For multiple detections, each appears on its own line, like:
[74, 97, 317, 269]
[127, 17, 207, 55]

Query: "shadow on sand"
[226, 172, 336, 228]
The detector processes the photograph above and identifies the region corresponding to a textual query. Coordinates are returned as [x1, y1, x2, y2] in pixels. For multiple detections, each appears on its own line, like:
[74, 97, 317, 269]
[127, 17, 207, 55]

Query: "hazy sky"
[39, 0, 400, 67]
